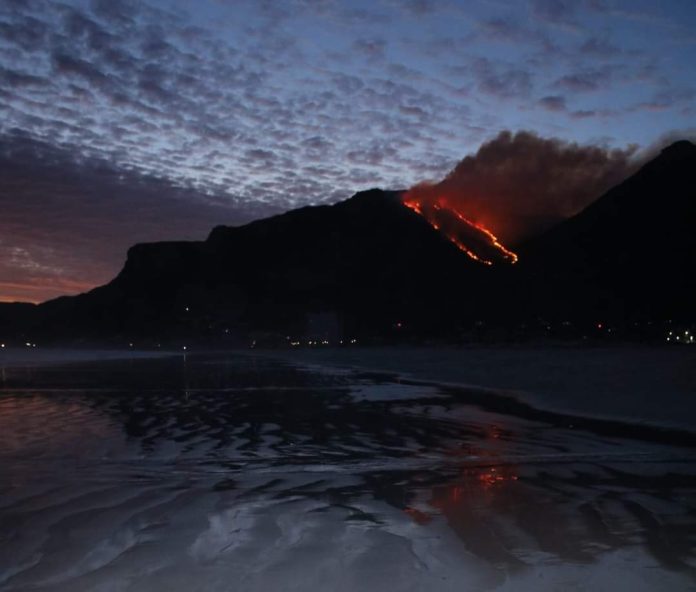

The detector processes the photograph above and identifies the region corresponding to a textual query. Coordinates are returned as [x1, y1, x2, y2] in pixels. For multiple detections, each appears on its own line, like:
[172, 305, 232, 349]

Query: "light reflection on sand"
[0, 353, 695, 591]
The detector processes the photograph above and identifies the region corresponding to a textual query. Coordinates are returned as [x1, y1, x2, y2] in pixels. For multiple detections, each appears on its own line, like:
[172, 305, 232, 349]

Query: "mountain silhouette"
[2, 190, 493, 343]
[509, 139, 696, 323]
[1, 141, 695, 344]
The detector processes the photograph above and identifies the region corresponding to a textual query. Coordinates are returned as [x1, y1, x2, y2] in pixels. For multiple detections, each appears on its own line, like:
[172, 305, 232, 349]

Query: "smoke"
[406, 131, 640, 244]
[636, 128, 696, 161]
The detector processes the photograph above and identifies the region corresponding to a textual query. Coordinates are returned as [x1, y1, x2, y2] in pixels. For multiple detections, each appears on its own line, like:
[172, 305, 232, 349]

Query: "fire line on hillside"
[402, 196, 518, 266]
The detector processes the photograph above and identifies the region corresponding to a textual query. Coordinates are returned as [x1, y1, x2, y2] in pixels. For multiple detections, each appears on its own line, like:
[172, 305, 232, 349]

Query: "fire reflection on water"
[449, 423, 519, 492]
[404, 422, 520, 530]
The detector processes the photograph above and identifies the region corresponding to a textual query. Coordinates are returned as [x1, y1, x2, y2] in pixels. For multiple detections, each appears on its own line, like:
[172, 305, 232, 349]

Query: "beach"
[1, 348, 695, 591]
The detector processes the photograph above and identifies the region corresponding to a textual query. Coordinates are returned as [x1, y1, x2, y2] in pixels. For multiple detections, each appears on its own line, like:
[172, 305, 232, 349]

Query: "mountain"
[509, 140, 696, 323]
[2, 141, 695, 345]
[4, 190, 496, 344]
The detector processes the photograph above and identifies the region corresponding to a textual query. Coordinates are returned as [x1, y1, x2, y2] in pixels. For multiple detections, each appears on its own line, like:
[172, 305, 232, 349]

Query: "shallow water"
[1, 353, 695, 591]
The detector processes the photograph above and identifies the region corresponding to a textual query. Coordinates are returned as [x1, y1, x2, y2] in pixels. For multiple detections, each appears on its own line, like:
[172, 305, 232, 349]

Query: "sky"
[1, 0, 695, 303]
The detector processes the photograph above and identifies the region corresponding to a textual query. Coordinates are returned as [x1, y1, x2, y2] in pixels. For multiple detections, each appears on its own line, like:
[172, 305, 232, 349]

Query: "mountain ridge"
[1, 189, 489, 342]
[1, 141, 695, 344]
[511, 139, 696, 321]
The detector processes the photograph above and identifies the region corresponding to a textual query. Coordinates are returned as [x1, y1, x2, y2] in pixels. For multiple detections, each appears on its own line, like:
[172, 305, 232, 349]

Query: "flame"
[403, 196, 518, 265]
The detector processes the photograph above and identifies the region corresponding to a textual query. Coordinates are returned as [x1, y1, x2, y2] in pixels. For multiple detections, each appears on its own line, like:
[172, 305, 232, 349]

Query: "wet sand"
[271, 345, 696, 430]
[1, 352, 695, 591]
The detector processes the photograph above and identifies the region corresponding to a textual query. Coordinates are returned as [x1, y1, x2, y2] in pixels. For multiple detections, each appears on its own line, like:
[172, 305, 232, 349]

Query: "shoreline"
[0, 347, 180, 367]
[258, 345, 696, 433]
[2, 344, 694, 434]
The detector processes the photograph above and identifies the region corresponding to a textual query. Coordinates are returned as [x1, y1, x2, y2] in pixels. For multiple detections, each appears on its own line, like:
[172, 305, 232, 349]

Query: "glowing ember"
[403, 196, 518, 265]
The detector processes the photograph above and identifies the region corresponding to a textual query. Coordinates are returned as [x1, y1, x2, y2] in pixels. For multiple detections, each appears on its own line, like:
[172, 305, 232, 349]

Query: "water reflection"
[0, 353, 695, 590]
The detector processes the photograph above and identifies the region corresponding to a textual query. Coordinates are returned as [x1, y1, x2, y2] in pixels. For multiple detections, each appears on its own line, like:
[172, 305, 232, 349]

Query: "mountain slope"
[15, 189, 493, 343]
[3, 141, 696, 344]
[514, 140, 696, 321]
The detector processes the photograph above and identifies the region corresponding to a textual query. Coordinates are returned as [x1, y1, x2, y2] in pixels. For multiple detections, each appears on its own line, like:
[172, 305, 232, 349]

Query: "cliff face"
[116, 242, 205, 283]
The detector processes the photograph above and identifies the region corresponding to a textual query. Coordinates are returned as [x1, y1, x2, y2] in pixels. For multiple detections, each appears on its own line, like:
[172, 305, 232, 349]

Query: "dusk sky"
[1, 0, 695, 303]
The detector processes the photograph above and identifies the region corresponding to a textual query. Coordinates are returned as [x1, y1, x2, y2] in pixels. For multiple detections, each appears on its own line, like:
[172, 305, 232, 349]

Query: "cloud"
[353, 38, 387, 60]
[471, 58, 533, 99]
[0, 11, 48, 50]
[538, 95, 567, 111]
[398, 0, 438, 16]
[0, 132, 267, 303]
[633, 87, 696, 112]
[478, 16, 557, 53]
[0, 0, 468, 208]
[346, 142, 398, 166]
[405, 130, 639, 244]
[0, 0, 692, 301]
[530, 0, 576, 25]
[554, 66, 616, 93]
[570, 108, 599, 119]
[0, 67, 47, 88]
[579, 36, 620, 58]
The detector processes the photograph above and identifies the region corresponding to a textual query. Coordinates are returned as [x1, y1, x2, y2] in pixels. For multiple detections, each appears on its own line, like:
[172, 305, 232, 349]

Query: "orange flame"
[403, 196, 518, 266]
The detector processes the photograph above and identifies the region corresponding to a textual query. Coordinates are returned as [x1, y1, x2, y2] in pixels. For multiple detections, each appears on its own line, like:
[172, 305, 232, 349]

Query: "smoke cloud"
[406, 131, 640, 244]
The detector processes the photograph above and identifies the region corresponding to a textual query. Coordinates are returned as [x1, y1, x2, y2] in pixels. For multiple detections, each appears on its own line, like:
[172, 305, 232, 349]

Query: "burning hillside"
[405, 131, 637, 246]
[403, 195, 518, 266]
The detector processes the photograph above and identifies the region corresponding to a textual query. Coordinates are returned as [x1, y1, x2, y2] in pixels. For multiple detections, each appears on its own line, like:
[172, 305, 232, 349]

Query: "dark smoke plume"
[406, 131, 639, 244]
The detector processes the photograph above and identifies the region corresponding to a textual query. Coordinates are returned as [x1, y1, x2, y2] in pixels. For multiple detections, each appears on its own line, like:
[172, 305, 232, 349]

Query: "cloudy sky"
[1, 0, 695, 302]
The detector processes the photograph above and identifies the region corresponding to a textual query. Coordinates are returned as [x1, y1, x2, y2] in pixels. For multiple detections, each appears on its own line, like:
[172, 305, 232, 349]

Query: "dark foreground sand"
[0, 350, 694, 591]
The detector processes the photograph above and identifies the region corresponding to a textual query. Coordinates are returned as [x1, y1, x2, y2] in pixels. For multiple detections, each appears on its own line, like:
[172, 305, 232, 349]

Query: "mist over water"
[1, 353, 695, 591]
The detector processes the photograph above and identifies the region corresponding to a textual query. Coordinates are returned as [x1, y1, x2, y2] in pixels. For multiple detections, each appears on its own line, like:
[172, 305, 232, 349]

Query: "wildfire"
[403, 196, 518, 266]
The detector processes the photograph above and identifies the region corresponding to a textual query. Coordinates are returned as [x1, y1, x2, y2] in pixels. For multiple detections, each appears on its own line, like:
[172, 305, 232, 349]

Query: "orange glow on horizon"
[0, 279, 96, 304]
